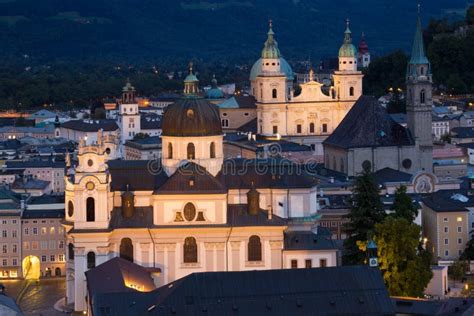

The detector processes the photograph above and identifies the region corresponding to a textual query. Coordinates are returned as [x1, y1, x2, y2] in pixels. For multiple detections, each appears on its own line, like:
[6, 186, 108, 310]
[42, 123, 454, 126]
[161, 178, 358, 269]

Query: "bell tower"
[118, 80, 141, 143]
[406, 5, 433, 172]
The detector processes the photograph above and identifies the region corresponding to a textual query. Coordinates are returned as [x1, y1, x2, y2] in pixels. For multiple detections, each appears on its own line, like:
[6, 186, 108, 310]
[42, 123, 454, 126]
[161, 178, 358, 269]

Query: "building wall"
[23, 167, 65, 193]
[282, 250, 337, 269]
[219, 108, 256, 131]
[21, 218, 66, 277]
[0, 216, 21, 279]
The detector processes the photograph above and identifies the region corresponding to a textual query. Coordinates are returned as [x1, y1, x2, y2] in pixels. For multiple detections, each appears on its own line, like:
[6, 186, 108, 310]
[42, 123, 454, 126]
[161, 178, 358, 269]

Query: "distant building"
[217, 95, 256, 131]
[60, 119, 119, 143]
[124, 136, 161, 160]
[0, 189, 22, 279]
[357, 32, 370, 68]
[0, 126, 55, 140]
[5, 160, 66, 193]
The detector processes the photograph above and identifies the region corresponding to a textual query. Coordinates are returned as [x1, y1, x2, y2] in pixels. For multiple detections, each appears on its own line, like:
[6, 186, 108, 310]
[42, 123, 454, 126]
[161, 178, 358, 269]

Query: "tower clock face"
[86, 182, 95, 191]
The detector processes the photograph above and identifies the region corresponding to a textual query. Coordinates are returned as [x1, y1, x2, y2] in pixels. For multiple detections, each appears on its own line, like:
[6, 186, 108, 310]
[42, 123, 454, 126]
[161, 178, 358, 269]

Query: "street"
[2, 278, 67, 316]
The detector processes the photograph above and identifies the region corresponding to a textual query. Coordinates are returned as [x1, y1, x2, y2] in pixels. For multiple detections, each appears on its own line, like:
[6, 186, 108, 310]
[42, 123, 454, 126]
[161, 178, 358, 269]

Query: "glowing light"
[457, 217, 463, 222]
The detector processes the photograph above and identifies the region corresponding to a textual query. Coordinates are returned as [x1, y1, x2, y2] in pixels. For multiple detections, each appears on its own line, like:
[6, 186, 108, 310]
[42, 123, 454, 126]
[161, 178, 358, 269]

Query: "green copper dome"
[261, 21, 280, 59]
[338, 20, 357, 58]
[249, 58, 294, 81]
[184, 62, 199, 83]
[206, 75, 224, 99]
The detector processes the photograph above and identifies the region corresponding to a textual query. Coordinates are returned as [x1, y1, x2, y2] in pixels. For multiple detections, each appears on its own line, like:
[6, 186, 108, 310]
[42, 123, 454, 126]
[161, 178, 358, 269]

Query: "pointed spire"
[343, 18, 352, 44]
[409, 4, 429, 65]
[262, 19, 280, 59]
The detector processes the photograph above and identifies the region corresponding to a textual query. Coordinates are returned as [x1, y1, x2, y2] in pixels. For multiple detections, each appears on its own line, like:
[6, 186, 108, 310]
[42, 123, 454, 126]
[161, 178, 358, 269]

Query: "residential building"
[0, 189, 22, 279]
[123, 136, 161, 160]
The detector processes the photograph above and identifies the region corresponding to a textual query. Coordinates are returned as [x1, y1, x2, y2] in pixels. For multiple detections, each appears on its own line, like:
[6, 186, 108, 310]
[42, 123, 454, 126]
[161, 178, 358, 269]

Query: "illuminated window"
[457, 217, 463, 222]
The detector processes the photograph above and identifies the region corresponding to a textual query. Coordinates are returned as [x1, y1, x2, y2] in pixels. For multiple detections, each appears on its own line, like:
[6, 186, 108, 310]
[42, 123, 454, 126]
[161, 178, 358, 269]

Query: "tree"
[343, 168, 385, 265]
[461, 237, 474, 260]
[133, 133, 149, 140]
[391, 185, 418, 222]
[449, 260, 468, 287]
[386, 91, 406, 114]
[373, 217, 433, 297]
[467, 5, 474, 25]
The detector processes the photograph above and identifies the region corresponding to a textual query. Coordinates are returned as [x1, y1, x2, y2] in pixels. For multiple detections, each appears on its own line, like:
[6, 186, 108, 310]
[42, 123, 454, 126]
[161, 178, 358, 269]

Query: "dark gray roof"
[156, 163, 226, 195]
[91, 265, 395, 316]
[6, 159, 65, 169]
[324, 96, 414, 149]
[22, 209, 64, 219]
[236, 118, 257, 133]
[61, 119, 119, 132]
[86, 257, 156, 298]
[140, 115, 162, 130]
[422, 190, 474, 212]
[284, 231, 338, 251]
[227, 204, 287, 227]
[28, 194, 64, 205]
[233, 95, 257, 108]
[108, 160, 168, 191]
[125, 136, 162, 150]
[457, 142, 474, 150]
[0, 139, 24, 150]
[219, 158, 319, 189]
[452, 127, 474, 138]
[12, 179, 50, 190]
[392, 297, 474, 316]
[373, 168, 413, 184]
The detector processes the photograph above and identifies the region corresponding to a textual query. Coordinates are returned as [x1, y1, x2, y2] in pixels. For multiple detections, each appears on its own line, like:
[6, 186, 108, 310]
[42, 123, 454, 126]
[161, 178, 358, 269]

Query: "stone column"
[73, 247, 86, 312]
[140, 243, 150, 267]
[230, 241, 241, 271]
[215, 243, 226, 271]
[204, 243, 214, 271]
[269, 240, 283, 269]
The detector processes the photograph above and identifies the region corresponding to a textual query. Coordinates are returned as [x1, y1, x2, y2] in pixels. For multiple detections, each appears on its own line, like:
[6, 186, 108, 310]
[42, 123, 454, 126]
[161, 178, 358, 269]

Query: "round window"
[105, 148, 111, 155]
[86, 182, 95, 191]
[87, 159, 93, 167]
[183, 203, 196, 221]
[402, 159, 412, 169]
[68, 201, 74, 217]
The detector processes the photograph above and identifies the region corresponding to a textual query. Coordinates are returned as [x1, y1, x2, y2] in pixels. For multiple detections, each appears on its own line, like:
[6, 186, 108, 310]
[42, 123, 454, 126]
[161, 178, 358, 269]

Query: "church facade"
[250, 21, 363, 155]
[64, 69, 337, 313]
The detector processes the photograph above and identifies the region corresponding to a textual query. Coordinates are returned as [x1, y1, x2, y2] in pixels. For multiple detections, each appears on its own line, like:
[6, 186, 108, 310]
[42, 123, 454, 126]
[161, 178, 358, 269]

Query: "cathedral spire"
[262, 19, 280, 59]
[409, 5, 429, 66]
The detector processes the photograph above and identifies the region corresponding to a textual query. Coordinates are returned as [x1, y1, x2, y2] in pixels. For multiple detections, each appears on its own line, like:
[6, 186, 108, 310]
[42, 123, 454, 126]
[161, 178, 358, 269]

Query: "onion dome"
[122, 79, 135, 92]
[358, 32, 369, 54]
[261, 20, 281, 59]
[339, 19, 357, 58]
[162, 64, 222, 137]
[206, 75, 224, 99]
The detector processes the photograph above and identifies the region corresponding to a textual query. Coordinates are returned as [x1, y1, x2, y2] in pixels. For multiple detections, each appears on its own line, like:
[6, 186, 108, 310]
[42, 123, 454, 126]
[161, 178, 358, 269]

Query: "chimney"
[267, 206, 273, 220]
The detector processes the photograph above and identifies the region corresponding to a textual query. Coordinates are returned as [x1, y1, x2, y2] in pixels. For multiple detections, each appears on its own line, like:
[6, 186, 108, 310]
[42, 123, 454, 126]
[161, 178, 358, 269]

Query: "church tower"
[357, 32, 371, 68]
[406, 7, 433, 172]
[333, 19, 363, 102]
[118, 80, 141, 143]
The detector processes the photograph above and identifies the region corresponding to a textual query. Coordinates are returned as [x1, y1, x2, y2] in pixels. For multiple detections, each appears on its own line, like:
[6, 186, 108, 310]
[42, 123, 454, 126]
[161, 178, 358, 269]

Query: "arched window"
[183, 237, 197, 263]
[349, 87, 354, 96]
[248, 235, 262, 261]
[272, 89, 277, 99]
[187, 143, 195, 160]
[309, 123, 315, 134]
[86, 197, 95, 222]
[420, 89, 426, 104]
[87, 252, 95, 269]
[168, 143, 173, 159]
[68, 243, 74, 261]
[120, 238, 134, 262]
[210, 142, 216, 158]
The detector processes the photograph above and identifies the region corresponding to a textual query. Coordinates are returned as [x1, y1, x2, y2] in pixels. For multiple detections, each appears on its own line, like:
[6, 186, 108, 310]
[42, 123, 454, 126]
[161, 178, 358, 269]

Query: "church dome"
[339, 20, 357, 58]
[261, 20, 280, 59]
[249, 58, 294, 81]
[206, 75, 224, 99]
[162, 97, 222, 137]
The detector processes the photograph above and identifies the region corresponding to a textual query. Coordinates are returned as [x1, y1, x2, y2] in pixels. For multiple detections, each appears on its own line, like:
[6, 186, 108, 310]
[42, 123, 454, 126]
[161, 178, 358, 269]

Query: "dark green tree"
[386, 91, 406, 114]
[449, 260, 468, 287]
[391, 185, 418, 222]
[374, 217, 433, 297]
[343, 167, 385, 265]
[467, 5, 474, 25]
[461, 238, 474, 260]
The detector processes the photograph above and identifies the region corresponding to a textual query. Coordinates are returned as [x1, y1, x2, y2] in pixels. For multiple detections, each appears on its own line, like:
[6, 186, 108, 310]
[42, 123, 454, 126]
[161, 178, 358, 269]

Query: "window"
[24, 228, 28, 235]
[248, 235, 262, 262]
[444, 218, 448, 222]
[68, 243, 74, 260]
[458, 226, 462, 233]
[41, 227, 47, 235]
[444, 227, 449, 233]
[41, 255, 46, 262]
[1, 230, 6, 238]
[445, 250, 449, 257]
[309, 123, 315, 133]
[272, 89, 277, 99]
[273, 126, 278, 134]
[296, 124, 302, 134]
[183, 203, 196, 221]
[305, 259, 312, 268]
[291, 260, 298, 269]
[86, 197, 95, 222]
[50, 255, 55, 262]
[120, 238, 134, 263]
[349, 87, 354, 96]
[32, 241, 38, 250]
[458, 238, 463, 244]
[58, 254, 65, 262]
[457, 217, 463, 222]
[183, 237, 197, 263]
[41, 241, 47, 250]
[12, 244, 17, 254]
[49, 240, 56, 249]
[420, 89, 426, 104]
[87, 252, 96, 269]
[2, 259, 6, 266]
[50, 227, 55, 234]
[12, 258, 17, 266]
[222, 119, 229, 127]
[2, 245, 7, 254]
[1, 220, 6, 225]
[59, 241, 64, 249]
[23, 242, 29, 250]
[320, 259, 327, 267]
[12, 230, 16, 238]
[167, 143, 173, 159]
[340, 158, 344, 173]
[187, 143, 195, 160]
[322, 124, 328, 134]
[210, 142, 216, 159]
[33, 227, 38, 235]
[444, 238, 449, 245]
[68, 201, 74, 217]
